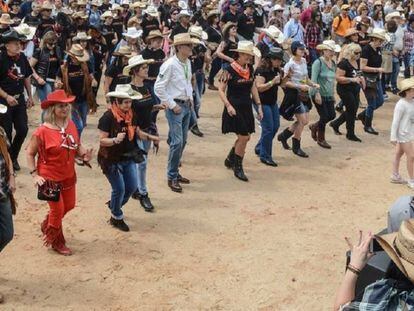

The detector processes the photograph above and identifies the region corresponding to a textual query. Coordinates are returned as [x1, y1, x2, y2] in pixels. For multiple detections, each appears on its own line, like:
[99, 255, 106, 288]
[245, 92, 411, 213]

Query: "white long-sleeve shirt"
[390, 98, 414, 143]
[154, 55, 193, 110]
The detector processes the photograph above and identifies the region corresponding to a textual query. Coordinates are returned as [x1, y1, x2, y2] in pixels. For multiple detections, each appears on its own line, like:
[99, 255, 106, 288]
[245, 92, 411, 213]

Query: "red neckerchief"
[230, 61, 250, 80]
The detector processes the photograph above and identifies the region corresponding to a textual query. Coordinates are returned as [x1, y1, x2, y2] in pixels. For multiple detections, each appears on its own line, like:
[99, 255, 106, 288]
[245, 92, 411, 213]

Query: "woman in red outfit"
[26, 90, 92, 256]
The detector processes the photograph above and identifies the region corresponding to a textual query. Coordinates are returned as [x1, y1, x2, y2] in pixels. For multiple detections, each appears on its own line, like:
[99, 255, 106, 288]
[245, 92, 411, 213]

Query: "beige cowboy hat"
[66, 44, 90, 62]
[111, 3, 123, 11]
[341, 4, 350, 10]
[376, 219, 414, 282]
[14, 23, 36, 40]
[189, 25, 208, 40]
[123, 27, 143, 39]
[396, 5, 405, 12]
[73, 31, 92, 41]
[207, 9, 219, 18]
[397, 78, 414, 95]
[0, 14, 13, 25]
[263, 25, 285, 44]
[100, 11, 113, 20]
[373, 0, 383, 6]
[368, 28, 390, 42]
[72, 11, 89, 19]
[230, 40, 261, 57]
[76, 0, 88, 6]
[344, 28, 359, 37]
[316, 40, 341, 53]
[272, 4, 284, 11]
[146, 29, 163, 40]
[131, 1, 147, 8]
[123, 55, 154, 75]
[222, 22, 237, 35]
[144, 6, 158, 17]
[90, 0, 101, 6]
[40, 1, 54, 11]
[112, 45, 133, 57]
[0, 104, 7, 114]
[385, 11, 402, 22]
[106, 84, 142, 100]
[172, 32, 200, 46]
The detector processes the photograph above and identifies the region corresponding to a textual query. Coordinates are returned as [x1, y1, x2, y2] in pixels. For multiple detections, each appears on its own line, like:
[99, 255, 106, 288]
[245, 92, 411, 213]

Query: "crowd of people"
[0, 0, 413, 305]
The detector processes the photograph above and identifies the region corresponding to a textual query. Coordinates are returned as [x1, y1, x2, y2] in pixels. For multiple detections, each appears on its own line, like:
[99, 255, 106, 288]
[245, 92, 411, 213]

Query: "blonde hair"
[39, 31, 57, 49]
[42, 104, 71, 125]
[342, 43, 362, 61]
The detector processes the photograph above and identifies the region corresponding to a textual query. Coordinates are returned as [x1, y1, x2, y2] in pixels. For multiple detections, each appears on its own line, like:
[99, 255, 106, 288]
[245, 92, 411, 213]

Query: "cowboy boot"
[277, 128, 293, 150]
[364, 116, 379, 135]
[233, 154, 248, 182]
[53, 228, 72, 256]
[357, 110, 366, 126]
[309, 122, 318, 142]
[292, 137, 309, 158]
[224, 147, 235, 169]
[317, 128, 331, 149]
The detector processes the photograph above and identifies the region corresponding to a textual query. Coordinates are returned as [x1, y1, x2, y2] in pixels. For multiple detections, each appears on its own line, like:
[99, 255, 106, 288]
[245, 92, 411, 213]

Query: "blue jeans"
[72, 100, 88, 136]
[255, 105, 280, 161]
[364, 81, 384, 119]
[391, 56, 400, 90]
[37, 82, 54, 102]
[136, 139, 151, 195]
[404, 53, 411, 78]
[105, 160, 138, 219]
[0, 195, 13, 252]
[190, 71, 205, 128]
[165, 103, 191, 180]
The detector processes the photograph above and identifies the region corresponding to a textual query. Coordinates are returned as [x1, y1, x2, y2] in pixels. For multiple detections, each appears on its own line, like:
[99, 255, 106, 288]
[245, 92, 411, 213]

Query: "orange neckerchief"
[230, 61, 250, 80]
[110, 104, 136, 141]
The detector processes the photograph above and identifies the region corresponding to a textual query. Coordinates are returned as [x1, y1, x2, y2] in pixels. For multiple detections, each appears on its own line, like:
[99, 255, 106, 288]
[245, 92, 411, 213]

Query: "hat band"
[394, 237, 414, 266]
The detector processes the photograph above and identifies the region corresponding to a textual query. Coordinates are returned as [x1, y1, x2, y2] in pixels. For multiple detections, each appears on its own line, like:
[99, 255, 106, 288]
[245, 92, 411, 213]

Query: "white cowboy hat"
[123, 55, 154, 75]
[272, 4, 284, 11]
[189, 25, 208, 40]
[111, 3, 123, 11]
[230, 40, 261, 57]
[177, 9, 191, 18]
[254, 0, 271, 7]
[123, 27, 143, 39]
[14, 23, 36, 40]
[0, 104, 7, 114]
[121, 0, 130, 6]
[263, 25, 285, 44]
[368, 28, 390, 42]
[144, 6, 159, 17]
[100, 11, 113, 20]
[178, 0, 188, 9]
[316, 40, 341, 53]
[172, 32, 200, 46]
[73, 31, 92, 41]
[397, 77, 414, 95]
[106, 84, 142, 100]
[66, 44, 90, 62]
[385, 11, 402, 22]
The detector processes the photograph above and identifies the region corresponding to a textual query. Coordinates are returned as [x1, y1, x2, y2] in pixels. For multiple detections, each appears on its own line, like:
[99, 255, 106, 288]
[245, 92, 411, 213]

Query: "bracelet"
[268, 81, 273, 87]
[29, 169, 37, 175]
[347, 264, 361, 275]
[112, 138, 118, 145]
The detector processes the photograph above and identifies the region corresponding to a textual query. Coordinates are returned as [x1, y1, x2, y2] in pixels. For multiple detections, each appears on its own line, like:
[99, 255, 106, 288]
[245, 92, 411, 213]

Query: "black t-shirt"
[0, 51, 32, 99]
[24, 14, 41, 27]
[36, 17, 55, 38]
[140, 17, 160, 39]
[112, 17, 124, 40]
[91, 38, 108, 72]
[102, 24, 116, 50]
[99, 3, 111, 11]
[361, 44, 382, 68]
[141, 47, 165, 78]
[57, 58, 93, 100]
[253, 10, 264, 28]
[254, 67, 280, 105]
[98, 110, 138, 159]
[170, 23, 189, 40]
[237, 13, 255, 40]
[104, 61, 131, 91]
[206, 26, 222, 44]
[221, 11, 239, 24]
[131, 84, 155, 130]
[337, 59, 361, 90]
[191, 44, 207, 72]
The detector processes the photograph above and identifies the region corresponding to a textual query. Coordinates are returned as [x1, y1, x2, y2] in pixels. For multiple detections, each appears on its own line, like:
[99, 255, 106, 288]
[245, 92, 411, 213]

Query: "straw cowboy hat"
[41, 90, 76, 110]
[90, 0, 101, 6]
[100, 11, 113, 20]
[76, 0, 88, 6]
[0, 104, 7, 114]
[172, 32, 200, 46]
[368, 28, 390, 42]
[73, 31, 92, 41]
[263, 25, 285, 44]
[14, 23, 36, 40]
[123, 27, 143, 39]
[373, 0, 383, 6]
[66, 44, 90, 62]
[341, 4, 350, 10]
[344, 28, 359, 37]
[146, 29, 163, 40]
[106, 84, 142, 100]
[72, 11, 89, 19]
[222, 22, 237, 35]
[207, 9, 219, 18]
[316, 40, 341, 53]
[123, 55, 154, 75]
[397, 77, 414, 95]
[230, 40, 261, 57]
[385, 11, 402, 22]
[144, 6, 159, 17]
[40, 1, 54, 11]
[112, 45, 133, 57]
[376, 219, 414, 282]
[189, 25, 208, 40]
[131, 1, 147, 8]
[111, 3, 123, 11]
[0, 14, 13, 25]
[397, 5, 405, 12]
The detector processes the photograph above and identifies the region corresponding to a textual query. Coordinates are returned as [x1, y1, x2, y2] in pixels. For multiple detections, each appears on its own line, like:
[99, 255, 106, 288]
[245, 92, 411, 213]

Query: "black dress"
[222, 64, 255, 135]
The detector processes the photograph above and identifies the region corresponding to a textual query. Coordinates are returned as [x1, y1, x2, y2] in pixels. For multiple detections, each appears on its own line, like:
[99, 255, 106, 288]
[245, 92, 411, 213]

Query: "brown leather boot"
[317, 128, 331, 149]
[309, 122, 318, 142]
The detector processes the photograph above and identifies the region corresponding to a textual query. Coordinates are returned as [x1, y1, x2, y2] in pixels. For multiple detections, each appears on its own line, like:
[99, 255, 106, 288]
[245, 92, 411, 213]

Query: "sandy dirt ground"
[0, 86, 411, 310]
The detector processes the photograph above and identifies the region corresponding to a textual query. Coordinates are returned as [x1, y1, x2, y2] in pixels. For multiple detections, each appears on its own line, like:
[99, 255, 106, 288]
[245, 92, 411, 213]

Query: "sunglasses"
[354, 51, 361, 55]
[47, 41, 57, 45]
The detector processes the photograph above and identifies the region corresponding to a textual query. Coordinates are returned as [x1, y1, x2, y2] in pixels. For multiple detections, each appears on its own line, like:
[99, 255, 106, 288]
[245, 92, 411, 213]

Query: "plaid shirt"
[305, 24, 322, 49]
[403, 29, 414, 55]
[340, 279, 414, 311]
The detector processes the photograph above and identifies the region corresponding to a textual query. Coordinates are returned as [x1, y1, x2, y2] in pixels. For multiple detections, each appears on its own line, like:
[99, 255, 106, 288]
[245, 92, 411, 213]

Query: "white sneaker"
[408, 180, 414, 189]
[391, 174, 407, 184]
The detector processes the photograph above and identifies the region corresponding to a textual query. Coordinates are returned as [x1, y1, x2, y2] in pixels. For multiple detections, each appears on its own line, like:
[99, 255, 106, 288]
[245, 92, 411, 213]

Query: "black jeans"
[315, 96, 335, 131]
[0, 195, 13, 252]
[332, 87, 360, 136]
[208, 57, 222, 85]
[0, 103, 28, 161]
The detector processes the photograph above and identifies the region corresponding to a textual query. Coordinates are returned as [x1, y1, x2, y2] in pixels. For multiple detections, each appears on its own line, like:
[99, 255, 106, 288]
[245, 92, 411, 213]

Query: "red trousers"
[47, 185, 76, 229]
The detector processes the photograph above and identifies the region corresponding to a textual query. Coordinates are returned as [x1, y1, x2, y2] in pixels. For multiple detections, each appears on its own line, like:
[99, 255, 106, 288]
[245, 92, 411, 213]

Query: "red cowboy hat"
[41, 90, 76, 109]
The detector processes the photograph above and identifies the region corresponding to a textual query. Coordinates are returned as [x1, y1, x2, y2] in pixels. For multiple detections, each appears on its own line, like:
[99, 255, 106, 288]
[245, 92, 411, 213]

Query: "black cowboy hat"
[1, 30, 24, 43]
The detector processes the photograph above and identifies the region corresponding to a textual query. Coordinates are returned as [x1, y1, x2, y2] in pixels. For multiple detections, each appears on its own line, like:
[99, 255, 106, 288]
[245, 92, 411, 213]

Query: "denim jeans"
[208, 57, 222, 85]
[37, 82, 54, 102]
[72, 99, 88, 136]
[364, 81, 384, 119]
[190, 71, 205, 128]
[255, 104, 280, 161]
[0, 195, 13, 252]
[136, 139, 151, 195]
[404, 53, 411, 78]
[165, 103, 191, 180]
[391, 56, 400, 90]
[104, 160, 138, 219]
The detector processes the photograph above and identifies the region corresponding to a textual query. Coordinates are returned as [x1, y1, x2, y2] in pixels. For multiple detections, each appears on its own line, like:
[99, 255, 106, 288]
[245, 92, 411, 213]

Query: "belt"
[174, 98, 190, 105]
